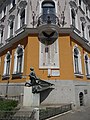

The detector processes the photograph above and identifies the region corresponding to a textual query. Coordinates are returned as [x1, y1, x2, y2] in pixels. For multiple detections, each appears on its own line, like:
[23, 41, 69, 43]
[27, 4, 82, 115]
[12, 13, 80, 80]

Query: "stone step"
[14, 107, 33, 117]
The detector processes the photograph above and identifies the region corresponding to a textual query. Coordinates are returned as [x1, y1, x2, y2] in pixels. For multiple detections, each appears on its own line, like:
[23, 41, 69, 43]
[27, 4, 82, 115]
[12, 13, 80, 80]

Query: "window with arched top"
[84, 54, 90, 76]
[42, 1, 56, 23]
[10, 21, 14, 36]
[73, 46, 82, 74]
[10, 0, 16, 9]
[17, 47, 23, 73]
[17, 0, 27, 29]
[79, 92, 84, 106]
[12, 0, 15, 7]
[71, 9, 76, 27]
[13, 45, 24, 74]
[0, 29, 3, 44]
[3, 52, 11, 76]
[79, 0, 81, 6]
[20, 9, 25, 27]
[81, 22, 85, 37]
[42, 1, 55, 15]
[8, 15, 15, 38]
[74, 48, 79, 73]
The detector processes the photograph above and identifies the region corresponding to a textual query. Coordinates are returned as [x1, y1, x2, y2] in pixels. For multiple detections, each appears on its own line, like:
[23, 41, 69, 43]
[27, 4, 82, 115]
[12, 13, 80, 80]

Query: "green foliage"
[0, 99, 18, 111]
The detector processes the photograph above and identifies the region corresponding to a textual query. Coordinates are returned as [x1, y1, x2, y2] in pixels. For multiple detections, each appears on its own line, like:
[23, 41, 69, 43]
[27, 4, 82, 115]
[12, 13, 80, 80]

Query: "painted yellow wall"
[71, 38, 90, 81]
[0, 34, 90, 83]
[0, 37, 28, 83]
[26, 35, 90, 81]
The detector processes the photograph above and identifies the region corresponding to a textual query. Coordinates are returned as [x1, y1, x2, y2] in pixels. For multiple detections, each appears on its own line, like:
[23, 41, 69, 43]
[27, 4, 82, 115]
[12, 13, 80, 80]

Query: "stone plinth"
[23, 86, 40, 107]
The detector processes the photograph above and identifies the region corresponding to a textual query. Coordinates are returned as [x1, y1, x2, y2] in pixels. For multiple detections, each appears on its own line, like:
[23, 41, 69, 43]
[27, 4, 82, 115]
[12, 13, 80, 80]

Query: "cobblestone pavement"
[47, 107, 90, 120]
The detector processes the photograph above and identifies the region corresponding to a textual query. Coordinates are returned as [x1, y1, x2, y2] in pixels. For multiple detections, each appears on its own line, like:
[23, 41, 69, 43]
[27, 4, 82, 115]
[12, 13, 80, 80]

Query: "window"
[17, 48, 23, 73]
[73, 46, 82, 74]
[0, 29, 3, 44]
[8, 15, 15, 38]
[79, 92, 84, 106]
[2, 6, 6, 18]
[71, 9, 76, 27]
[4, 7, 6, 16]
[42, 1, 55, 23]
[74, 48, 79, 73]
[13, 45, 24, 74]
[86, 6, 88, 14]
[86, 7, 90, 19]
[85, 54, 90, 76]
[80, 17, 86, 38]
[0, 57, 1, 78]
[10, 21, 13, 36]
[81, 22, 85, 37]
[10, 0, 15, 9]
[20, 9, 25, 27]
[3, 52, 11, 76]
[12, 0, 15, 7]
[88, 27, 90, 42]
[88, 30, 90, 39]
[79, 0, 81, 6]
[79, 0, 85, 11]
[87, 28, 90, 43]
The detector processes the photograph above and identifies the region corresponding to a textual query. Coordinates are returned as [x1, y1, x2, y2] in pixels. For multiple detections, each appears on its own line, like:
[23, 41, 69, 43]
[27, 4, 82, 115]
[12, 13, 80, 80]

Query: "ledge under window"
[0, 43, 3, 46]
[70, 25, 81, 34]
[6, 35, 13, 42]
[9, 5, 16, 14]
[86, 15, 90, 22]
[12, 73, 22, 79]
[82, 37, 88, 43]
[0, 15, 6, 22]
[86, 75, 90, 79]
[2, 75, 10, 80]
[78, 6, 85, 15]
[15, 24, 27, 35]
[74, 73, 84, 77]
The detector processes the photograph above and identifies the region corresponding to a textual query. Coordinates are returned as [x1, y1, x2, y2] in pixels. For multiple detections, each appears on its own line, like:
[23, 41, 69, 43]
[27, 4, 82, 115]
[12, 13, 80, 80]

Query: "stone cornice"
[0, 27, 90, 53]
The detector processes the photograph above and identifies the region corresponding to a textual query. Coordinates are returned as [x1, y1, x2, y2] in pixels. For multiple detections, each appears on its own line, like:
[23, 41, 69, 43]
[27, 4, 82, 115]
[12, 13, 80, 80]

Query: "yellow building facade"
[0, 0, 90, 109]
[1, 35, 90, 82]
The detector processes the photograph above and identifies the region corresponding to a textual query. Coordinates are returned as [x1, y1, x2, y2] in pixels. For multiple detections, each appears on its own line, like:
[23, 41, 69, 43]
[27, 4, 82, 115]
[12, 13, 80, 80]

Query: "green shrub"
[0, 99, 18, 111]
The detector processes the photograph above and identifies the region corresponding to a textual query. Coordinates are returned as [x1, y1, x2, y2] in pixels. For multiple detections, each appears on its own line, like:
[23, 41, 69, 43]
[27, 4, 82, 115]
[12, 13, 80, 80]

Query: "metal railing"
[0, 110, 36, 120]
[39, 104, 72, 120]
[0, 104, 72, 120]
[37, 14, 60, 27]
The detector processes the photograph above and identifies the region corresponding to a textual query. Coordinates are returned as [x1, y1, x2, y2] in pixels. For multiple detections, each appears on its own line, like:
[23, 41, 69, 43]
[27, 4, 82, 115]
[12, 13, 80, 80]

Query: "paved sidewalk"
[47, 107, 90, 120]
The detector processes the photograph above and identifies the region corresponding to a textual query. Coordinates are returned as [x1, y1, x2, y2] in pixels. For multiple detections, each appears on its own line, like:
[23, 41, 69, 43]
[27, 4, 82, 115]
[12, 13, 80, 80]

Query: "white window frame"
[10, 0, 16, 10]
[73, 45, 82, 75]
[84, 53, 90, 76]
[39, 0, 57, 15]
[17, 1, 27, 30]
[10, 21, 14, 37]
[20, 9, 25, 27]
[8, 20, 14, 38]
[13, 45, 24, 74]
[0, 29, 3, 44]
[71, 8, 76, 27]
[69, 2, 78, 30]
[88, 26, 90, 43]
[1, 6, 7, 18]
[79, 0, 84, 11]
[3, 52, 11, 76]
[7, 15, 15, 39]
[80, 17, 86, 39]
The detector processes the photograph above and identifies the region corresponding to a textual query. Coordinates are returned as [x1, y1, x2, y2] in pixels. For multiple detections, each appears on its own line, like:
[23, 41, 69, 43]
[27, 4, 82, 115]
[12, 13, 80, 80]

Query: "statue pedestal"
[23, 86, 40, 107]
